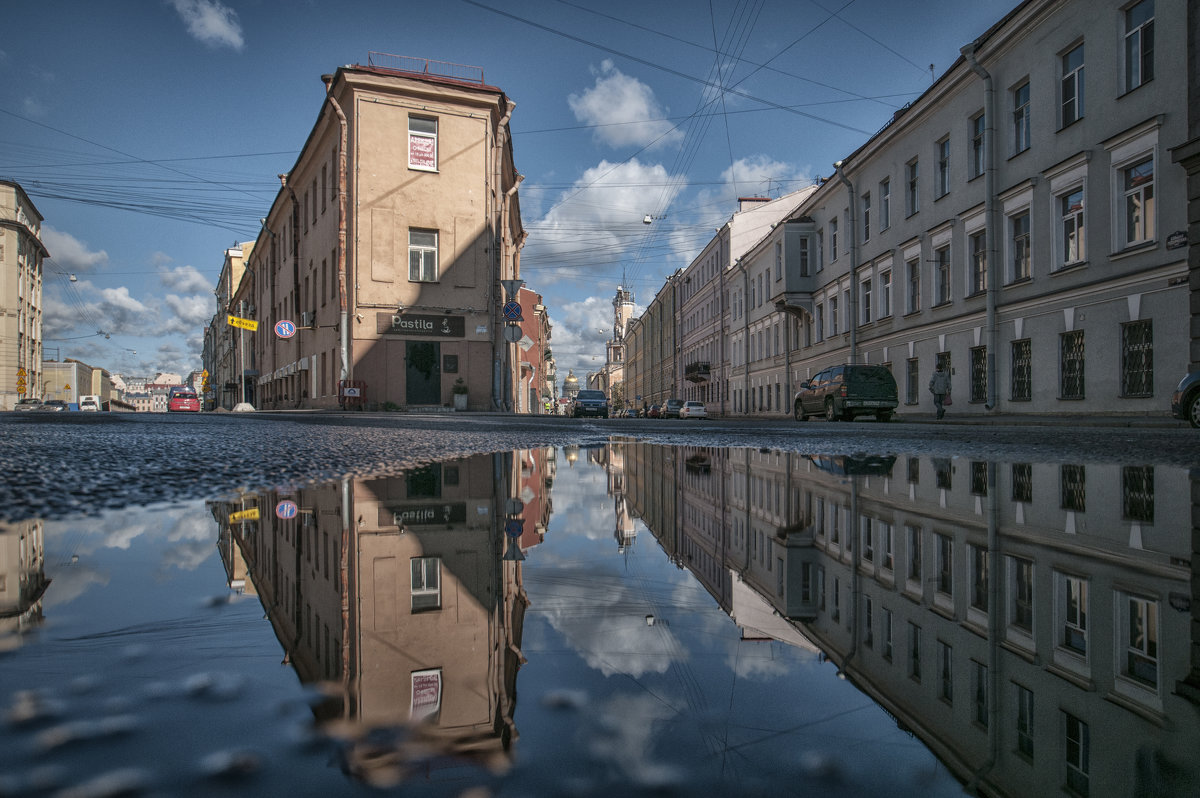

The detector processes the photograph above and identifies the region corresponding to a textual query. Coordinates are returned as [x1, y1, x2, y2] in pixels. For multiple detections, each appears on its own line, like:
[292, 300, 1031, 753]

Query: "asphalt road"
[2, 410, 1197, 523]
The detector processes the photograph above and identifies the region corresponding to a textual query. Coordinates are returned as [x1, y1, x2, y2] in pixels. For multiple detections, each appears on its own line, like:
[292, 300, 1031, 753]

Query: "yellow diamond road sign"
[227, 315, 259, 331]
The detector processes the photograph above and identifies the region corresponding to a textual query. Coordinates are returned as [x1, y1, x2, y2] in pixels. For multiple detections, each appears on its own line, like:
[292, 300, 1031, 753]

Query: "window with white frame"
[1124, 0, 1154, 92]
[1009, 556, 1033, 633]
[1057, 186, 1085, 267]
[1123, 593, 1159, 688]
[906, 257, 920, 314]
[862, 192, 871, 241]
[970, 113, 985, 179]
[1061, 43, 1085, 126]
[935, 533, 952, 596]
[936, 137, 950, 198]
[969, 544, 988, 612]
[969, 230, 987, 295]
[879, 178, 891, 230]
[814, 303, 823, 342]
[1012, 81, 1031, 154]
[1009, 211, 1031, 282]
[934, 246, 951, 306]
[938, 640, 953, 702]
[1064, 711, 1090, 796]
[411, 556, 441, 611]
[830, 218, 839, 261]
[879, 268, 892, 318]
[1059, 572, 1088, 655]
[1121, 157, 1155, 246]
[829, 294, 839, 336]
[860, 277, 872, 325]
[408, 116, 438, 171]
[816, 230, 824, 271]
[408, 230, 439, 282]
[906, 524, 922, 582]
[906, 159, 919, 216]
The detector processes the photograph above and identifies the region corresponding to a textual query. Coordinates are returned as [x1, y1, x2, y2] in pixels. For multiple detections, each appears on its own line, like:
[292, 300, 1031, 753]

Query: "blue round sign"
[275, 320, 297, 339]
[275, 499, 298, 520]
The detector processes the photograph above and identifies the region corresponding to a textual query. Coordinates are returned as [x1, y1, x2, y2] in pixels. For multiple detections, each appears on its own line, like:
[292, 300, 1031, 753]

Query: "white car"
[679, 400, 708, 419]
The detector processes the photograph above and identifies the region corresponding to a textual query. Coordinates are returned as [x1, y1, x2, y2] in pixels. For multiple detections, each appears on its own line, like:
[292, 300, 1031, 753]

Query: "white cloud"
[42, 226, 109, 274]
[161, 293, 213, 334]
[168, 0, 244, 51]
[549, 295, 627, 384]
[159, 263, 212, 294]
[568, 60, 682, 150]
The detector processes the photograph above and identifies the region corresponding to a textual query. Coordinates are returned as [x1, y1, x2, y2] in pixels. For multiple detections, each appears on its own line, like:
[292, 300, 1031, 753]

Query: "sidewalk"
[894, 411, 1185, 429]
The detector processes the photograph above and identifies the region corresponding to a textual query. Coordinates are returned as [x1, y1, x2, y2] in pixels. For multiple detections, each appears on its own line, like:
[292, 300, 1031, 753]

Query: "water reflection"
[3, 444, 1198, 796]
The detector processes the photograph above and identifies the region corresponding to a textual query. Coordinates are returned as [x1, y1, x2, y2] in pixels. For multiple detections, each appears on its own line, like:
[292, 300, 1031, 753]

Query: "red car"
[167, 387, 201, 412]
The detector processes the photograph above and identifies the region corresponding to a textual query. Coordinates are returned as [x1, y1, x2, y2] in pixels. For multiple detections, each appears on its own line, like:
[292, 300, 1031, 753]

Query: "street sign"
[227, 315, 259, 331]
[274, 320, 297, 339]
[275, 499, 298, 520]
[501, 278, 523, 300]
[502, 300, 523, 321]
[504, 498, 524, 515]
[16, 368, 26, 377]
[228, 507, 260, 523]
[518, 334, 534, 352]
[505, 518, 524, 537]
[503, 323, 522, 343]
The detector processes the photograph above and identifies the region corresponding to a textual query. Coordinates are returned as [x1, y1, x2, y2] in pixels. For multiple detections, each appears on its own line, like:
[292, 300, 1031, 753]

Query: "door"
[405, 341, 441, 405]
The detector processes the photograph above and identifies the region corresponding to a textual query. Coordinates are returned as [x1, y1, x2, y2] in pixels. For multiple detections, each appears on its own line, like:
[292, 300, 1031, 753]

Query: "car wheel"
[825, 399, 838, 422]
[1188, 393, 1200, 429]
[794, 400, 807, 422]
[876, 411, 893, 423]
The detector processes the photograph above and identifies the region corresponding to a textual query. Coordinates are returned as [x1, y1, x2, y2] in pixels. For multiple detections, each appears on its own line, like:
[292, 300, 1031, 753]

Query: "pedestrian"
[929, 365, 951, 420]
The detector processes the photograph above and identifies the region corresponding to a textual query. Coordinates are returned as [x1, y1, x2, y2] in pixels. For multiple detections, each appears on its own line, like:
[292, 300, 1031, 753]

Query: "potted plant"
[452, 377, 468, 411]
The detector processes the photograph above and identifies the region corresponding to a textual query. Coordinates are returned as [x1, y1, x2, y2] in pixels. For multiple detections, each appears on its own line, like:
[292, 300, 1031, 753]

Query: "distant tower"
[562, 370, 580, 401]
[613, 285, 634, 341]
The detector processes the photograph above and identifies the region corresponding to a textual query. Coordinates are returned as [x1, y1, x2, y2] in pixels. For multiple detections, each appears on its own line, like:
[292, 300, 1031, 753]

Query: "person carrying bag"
[929, 365, 951, 420]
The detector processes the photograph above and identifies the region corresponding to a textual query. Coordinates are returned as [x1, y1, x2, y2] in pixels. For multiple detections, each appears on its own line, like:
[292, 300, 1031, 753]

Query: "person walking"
[929, 365, 951, 420]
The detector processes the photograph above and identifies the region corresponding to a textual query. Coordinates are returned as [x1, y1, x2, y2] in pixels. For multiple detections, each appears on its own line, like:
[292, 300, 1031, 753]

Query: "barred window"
[970, 461, 988, 496]
[1122, 465, 1154, 523]
[970, 346, 987, 403]
[907, 456, 920, 484]
[1011, 339, 1032, 401]
[1012, 462, 1032, 503]
[1060, 331, 1085, 399]
[1121, 320, 1153, 397]
[1061, 464, 1086, 512]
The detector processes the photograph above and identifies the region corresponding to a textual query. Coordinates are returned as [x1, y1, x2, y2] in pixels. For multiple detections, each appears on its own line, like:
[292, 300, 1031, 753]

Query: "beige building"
[0, 181, 47, 409]
[42, 358, 114, 406]
[244, 55, 524, 411]
[203, 243, 254, 410]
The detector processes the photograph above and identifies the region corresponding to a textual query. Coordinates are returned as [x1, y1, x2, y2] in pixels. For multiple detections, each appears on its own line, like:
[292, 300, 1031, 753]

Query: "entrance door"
[405, 341, 441, 405]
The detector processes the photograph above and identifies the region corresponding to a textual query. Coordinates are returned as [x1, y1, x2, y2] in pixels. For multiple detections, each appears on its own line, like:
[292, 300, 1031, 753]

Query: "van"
[793, 364, 898, 422]
[79, 395, 101, 412]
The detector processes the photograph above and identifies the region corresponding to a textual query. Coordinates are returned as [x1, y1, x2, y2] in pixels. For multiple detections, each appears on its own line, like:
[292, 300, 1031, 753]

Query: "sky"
[1, 0, 1018, 384]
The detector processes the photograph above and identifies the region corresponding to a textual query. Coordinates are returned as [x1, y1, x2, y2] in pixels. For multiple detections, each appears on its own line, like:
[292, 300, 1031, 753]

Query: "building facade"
[242, 56, 525, 412]
[0, 181, 47, 410]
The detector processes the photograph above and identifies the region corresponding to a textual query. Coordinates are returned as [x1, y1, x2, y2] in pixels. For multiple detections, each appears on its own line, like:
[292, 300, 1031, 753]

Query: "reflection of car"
[1171, 371, 1200, 428]
[167, 386, 201, 412]
[40, 399, 68, 411]
[794, 364, 898, 422]
[662, 398, 684, 418]
[679, 400, 708, 419]
[13, 398, 42, 411]
[79, 395, 100, 412]
[570, 389, 609, 418]
[807, 453, 897, 477]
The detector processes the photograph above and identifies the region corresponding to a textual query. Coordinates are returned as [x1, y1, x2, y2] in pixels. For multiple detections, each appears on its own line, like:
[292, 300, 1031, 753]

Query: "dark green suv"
[793, 364, 898, 422]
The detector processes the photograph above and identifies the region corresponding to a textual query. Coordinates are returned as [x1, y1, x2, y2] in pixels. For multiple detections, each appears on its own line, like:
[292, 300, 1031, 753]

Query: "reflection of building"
[0, 520, 48, 652]
[618, 441, 1200, 796]
[0, 180, 47, 411]
[210, 452, 532, 786]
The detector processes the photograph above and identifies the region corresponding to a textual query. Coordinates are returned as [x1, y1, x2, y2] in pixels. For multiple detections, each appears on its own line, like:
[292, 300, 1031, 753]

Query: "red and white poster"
[409, 134, 436, 170]
[411, 668, 442, 720]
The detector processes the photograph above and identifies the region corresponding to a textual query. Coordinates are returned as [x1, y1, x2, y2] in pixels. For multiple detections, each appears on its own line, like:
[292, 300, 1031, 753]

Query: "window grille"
[1122, 465, 1154, 523]
[1012, 463, 1032, 503]
[970, 346, 987, 403]
[906, 358, 919, 404]
[1011, 339, 1032, 401]
[1061, 464, 1086, 512]
[1060, 331, 1085, 399]
[1121, 320, 1153, 397]
[970, 461, 988, 496]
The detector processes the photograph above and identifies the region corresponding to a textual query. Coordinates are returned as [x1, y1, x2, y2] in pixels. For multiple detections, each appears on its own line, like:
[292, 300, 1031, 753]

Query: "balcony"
[684, 361, 710, 383]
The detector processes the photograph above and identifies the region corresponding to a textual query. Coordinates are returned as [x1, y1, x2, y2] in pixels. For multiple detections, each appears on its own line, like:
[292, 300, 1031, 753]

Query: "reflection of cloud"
[161, 540, 213, 572]
[42, 564, 109, 608]
[589, 693, 685, 786]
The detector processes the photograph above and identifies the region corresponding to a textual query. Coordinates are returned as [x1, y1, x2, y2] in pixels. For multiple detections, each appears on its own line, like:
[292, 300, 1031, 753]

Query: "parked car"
[39, 399, 68, 411]
[79, 395, 100, 412]
[662, 398, 685, 418]
[645, 404, 661, 418]
[13, 398, 42, 411]
[679, 400, 708, 419]
[167, 386, 201, 412]
[569, 389, 609, 418]
[794, 364, 898, 422]
[1171, 370, 1200, 428]
[622, 408, 638, 418]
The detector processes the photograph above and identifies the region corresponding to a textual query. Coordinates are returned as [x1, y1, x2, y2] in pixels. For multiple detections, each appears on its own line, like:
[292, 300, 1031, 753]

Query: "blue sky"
[1, 0, 1015, 383]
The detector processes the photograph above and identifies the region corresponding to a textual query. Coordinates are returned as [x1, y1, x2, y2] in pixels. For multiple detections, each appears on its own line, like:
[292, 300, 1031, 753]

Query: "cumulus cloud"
[162, 293, 214, 334]
[569, 60, 682, 150]
[168, 0, 244, 51]
[548, 295, 638, 385]
[42, 226, 109, 274]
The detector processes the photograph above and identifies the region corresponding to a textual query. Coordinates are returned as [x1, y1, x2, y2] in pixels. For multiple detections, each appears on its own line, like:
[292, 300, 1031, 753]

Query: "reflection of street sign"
[275, 320, 297, 339]
[505, 519, 523, 537]
[227, 315, 259, 331]
[504, 498, 524, 515]
[503, 324, 522, 343]
[342, 387, 360, 397]
[228, 507, 260, 523]
[502, 300, 522, 321]
[275, 499, 298, 519]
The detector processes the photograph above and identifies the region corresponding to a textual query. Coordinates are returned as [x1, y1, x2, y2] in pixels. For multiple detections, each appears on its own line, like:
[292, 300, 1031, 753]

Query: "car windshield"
[577, 391, 604, 400]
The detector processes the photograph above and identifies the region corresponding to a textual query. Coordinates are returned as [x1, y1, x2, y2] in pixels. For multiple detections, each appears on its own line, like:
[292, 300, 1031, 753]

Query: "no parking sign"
[275, 499, 298, 520]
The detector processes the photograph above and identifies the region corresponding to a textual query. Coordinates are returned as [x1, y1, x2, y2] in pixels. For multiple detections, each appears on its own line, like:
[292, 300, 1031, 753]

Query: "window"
[970, 460, 988, 496]
[321, 164, 327, 213]
[409, 230, 439, 282]
[970, 231, 987, 295]
[970, 544, 989, 612]
[830, 218, 839, 261]
[863, 597, 873, 647]
[1016, 685, 1035, 759]
[938, 641, 953, 702]
[1124, 0, 1154, 91]
[1010, 211, 1031, 282]
[936, 534, 953, 596]
[1121, 320, 1153, 397]
[970, 113, 986, 178]
[1122, 465, 1154, 523]
[1061, 464, 1086, 512]
[861, 517, 874, 563]
[934, 246, 951, 305]
[408, 116, 438, 170]
[1060, 330, 1085, 399]
[1012, 81, 1031, 154]
[907, 457, 920, 485]
[862, 193, 871, 241]
[906, 257, 920, 314]
[970, 346, 987, 403]
[879, 178, 891, 230]
[1058, 187, 1085, 267]
[906, 358, 919, 404]
[882, 609, 893, 661]
[829, 295, 838, 336]
[1061, 44, 1085, 126]
[816, 230, 824, 271]
[411, 557, 441, 611]
[906, 159, 919, 215]
[1122, 157, 1155, 246]
[1062, 573, 1088, 655]
[936, 138, 950, 198]
[1064, 712, 1090, 796]
[1125, 594, 1159, 688]
[907, 524, 922, 582]
[860, 278, 872, 324]
[1010, 556, 1033, 632]
[973, 662, 988, 727]
[775, 242, 782, 281]
[908, 622, 922, 681]
[880, 523, 894, 570]
[879, 269, 892, 317]
[1011, 339, 1032, 401]
[1012, 462, 1032, 503]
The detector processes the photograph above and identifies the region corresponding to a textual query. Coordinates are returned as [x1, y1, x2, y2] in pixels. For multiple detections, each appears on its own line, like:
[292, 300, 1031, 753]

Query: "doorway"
[405, 341, 441, 405]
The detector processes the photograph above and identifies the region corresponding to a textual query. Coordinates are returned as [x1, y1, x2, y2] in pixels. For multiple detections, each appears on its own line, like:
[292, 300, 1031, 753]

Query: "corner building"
[249, 56, 524, 411]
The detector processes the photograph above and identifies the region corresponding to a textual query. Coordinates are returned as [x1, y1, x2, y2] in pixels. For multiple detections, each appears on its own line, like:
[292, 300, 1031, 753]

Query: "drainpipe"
[833, 161, 858, 365]
[962, 41, 998, 410]
[322, 73, 351, 390]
